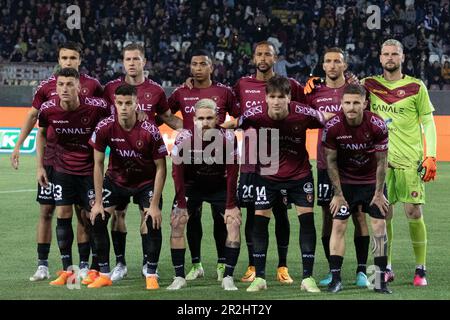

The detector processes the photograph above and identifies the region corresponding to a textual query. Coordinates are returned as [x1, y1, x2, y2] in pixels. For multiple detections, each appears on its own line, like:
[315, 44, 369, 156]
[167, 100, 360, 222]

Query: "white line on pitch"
[0, 189, 35, 194]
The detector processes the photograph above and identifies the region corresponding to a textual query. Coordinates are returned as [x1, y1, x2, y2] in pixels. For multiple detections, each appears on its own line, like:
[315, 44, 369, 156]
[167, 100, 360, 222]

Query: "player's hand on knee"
[330, 195, 348, 217]
[36, 167, 49, 188]
[90, 203, 105, 225]
[144, 205, 162, 230]
[224, 207, 241, 225]
[420, 156, 437, 182]
[370, 192, 389, 216]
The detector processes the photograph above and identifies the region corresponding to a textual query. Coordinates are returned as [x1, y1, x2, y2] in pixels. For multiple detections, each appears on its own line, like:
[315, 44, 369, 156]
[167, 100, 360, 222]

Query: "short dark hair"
[254, 41, 277, 55]
[343, 84, 366, 97]
[324, 47, 347, 63]
[266, 75, 291, 96]
[58, 41, 83, 57]
[115, 84, 137, 97]
[191, 49, 212, 61]
[56, 68, 80, 79]
[122, 43, 145, 58]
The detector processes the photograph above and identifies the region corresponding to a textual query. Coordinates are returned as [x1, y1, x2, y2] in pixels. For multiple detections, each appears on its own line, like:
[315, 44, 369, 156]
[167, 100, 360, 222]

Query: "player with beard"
[362, 39, 437, 286]
[305, 48, 370, 288]
[168, 50, 236, 281]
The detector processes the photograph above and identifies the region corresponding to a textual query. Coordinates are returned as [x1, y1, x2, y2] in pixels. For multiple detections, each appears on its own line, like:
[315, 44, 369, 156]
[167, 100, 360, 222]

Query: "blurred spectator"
[0, 0, 447, 89]
[442, 61, 450, 84]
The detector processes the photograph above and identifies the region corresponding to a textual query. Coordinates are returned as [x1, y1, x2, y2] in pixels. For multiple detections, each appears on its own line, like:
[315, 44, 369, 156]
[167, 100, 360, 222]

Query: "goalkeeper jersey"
[362, 75, 434, 169]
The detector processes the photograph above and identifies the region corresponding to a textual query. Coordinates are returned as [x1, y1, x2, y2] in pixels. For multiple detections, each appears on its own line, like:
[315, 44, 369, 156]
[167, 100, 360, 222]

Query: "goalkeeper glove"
[418, 157, 437, 182]
[303, 76, 324, 95]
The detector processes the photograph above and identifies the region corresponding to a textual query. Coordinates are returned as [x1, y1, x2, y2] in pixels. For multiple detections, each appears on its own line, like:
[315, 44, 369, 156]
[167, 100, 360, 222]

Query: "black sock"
[321, 236, 331, 264]
[224, 246, 240, 277]
[56, 218, 73, 271]
[245, 206, 255, 266]
[354, 235, 370, 274]
[145, 216, 162, 275]
[253, 215, 270, 279]
[141, 235, 148, 267]
[212, 205, 227, 264]
[111, 231, 127, 265]
[374, 256, 388, 288]
[92, 215, 110, 274]
[298, 213, 316, 279]
[329, 255, 343, 283]
[187, 208, 202, 264]
[273, 201, 289, 268]
[87, 225, 99, 271]
[171, 248, 185, 278]
[77, 242, 90, 269]
[37, 243, 50, 267]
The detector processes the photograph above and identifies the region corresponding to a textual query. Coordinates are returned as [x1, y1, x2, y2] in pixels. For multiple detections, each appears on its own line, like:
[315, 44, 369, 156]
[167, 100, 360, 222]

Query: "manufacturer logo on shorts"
[81, 116, 90, 125]
[335, 205, 350, 217]
[144, 92, 152, 100]
[411, 191, 418, 198]
[88, 189, 95, 207]
[81, 87, 89, 95]
[303, 182, 314, 193]
[136, 140, 144, 149]
[148, 190, 153, 199]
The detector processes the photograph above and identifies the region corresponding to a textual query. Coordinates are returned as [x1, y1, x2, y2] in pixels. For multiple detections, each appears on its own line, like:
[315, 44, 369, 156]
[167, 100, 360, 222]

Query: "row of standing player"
[10, 39, 436, 292]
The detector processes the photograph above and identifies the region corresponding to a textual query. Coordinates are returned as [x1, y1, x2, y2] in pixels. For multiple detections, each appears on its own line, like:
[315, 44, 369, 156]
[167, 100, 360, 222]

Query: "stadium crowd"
[0, 0, 449, 89]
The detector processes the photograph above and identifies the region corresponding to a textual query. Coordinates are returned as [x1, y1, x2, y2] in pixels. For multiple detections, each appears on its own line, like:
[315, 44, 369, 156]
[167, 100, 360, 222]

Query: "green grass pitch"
[1, 155, 449, 300]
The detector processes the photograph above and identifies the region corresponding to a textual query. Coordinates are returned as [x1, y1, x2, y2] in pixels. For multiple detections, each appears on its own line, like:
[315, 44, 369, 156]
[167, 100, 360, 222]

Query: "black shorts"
[333, 183, 386, 220]
[237, 172, 256, 208]
[253, 173, 315, 210]
[36, 165, 55, 205]
[317, 168, 333, 206]
[103, 176, 162, 211]
[52, 171, 95, 211]
[172, 186, 226, 218]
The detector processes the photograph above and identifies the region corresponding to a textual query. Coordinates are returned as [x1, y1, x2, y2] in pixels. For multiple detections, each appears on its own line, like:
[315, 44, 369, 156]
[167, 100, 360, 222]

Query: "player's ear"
[363, 99, 368, 110]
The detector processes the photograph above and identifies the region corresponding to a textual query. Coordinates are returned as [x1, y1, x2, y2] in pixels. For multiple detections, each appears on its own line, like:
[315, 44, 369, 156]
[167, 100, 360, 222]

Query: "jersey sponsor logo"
[244, 100, 265, 109]
[372, 89, 388, 95]
[115, 148, 142, 158]
[136, 103, 153, 112]
[340, 142, 368, 150]
[318, 104, 341, 113]
[371, 115, 388, 134]
[370, 104, 405, 114]
[184, 106, 195, 113]
[55, 127, 92, 135]
[303, 182, 314, 193]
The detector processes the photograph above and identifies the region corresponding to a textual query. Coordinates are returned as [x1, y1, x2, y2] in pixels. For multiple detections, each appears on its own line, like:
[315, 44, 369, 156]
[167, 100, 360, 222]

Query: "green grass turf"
[0, 155, 449, 300]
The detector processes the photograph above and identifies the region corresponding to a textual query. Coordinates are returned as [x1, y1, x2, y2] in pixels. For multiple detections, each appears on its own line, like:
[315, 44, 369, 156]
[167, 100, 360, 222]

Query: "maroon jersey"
[38, 96, 110, 176]
[233, 75, 306, 173]
[89, 117, 168, 189]
[103, 77, 169, 122]
[32, 73, 103, 166]
[239, 101, 326, 181]
[168, 82, 236, 130]
[171, 126, 239, 209]
[322, 111, 388, 184]
[305, 83, 346, 170]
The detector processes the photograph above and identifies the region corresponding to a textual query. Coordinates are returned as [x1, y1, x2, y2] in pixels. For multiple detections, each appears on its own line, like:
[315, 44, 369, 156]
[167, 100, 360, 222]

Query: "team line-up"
[10, 39, 437, 294]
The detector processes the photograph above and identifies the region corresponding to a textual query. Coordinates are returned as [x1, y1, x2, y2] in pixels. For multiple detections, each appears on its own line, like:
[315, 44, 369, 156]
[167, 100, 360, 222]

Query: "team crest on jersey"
[81, 87, 89, 95]
[81, 116, 90, 125]
[303, 182, 314, 194]
[364, 132, 372, 140]
[136, 140, 144, 149]
[396, 90, 405, 97]
[211, 96, 219, 102]
[411, 191, 418, 198]
[144, 92, 152, 100]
